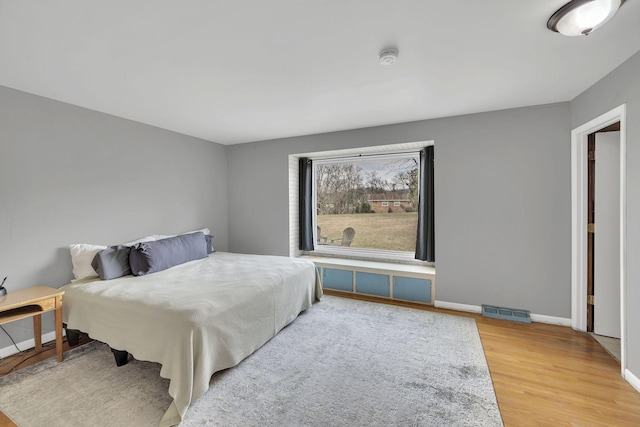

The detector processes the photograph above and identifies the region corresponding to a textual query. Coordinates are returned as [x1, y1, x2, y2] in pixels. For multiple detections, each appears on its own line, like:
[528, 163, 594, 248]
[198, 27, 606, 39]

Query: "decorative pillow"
[205, 234, 215, 254]
[91, 245, 132, 280]
[129, 232, 208, 276]
[154, 231, 214, 253]
[69, 244, 108, 281]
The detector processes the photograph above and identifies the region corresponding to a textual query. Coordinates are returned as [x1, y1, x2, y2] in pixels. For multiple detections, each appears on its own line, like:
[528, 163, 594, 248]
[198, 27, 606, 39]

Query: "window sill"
[301, 255, 435, 276]
[304, 247, 434, 268]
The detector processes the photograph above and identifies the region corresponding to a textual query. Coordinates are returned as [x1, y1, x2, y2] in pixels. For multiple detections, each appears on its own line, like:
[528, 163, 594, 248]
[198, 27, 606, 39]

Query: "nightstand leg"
[33, 314, 42, 352]
[55, 299, 63, 362]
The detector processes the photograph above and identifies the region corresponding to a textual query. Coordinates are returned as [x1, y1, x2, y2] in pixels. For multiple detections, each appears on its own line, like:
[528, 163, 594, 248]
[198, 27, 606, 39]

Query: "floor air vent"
[482, 304, 531, 323]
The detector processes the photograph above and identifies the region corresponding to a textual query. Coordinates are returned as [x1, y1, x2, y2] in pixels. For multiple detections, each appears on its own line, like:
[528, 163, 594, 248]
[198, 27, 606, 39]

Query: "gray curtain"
[299, 158, 314, 251]
[415, 146, 435, 261]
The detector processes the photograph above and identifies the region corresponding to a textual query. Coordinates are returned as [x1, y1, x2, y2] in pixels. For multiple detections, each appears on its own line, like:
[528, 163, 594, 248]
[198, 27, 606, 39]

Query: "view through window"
[314, 153, 420, 253]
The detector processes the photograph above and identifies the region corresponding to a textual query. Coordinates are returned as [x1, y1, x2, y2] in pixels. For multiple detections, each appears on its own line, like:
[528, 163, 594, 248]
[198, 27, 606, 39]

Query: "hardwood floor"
[0, 412, 15, 427]
[1, 294, 639, 426]
[0, 333, 91, 377]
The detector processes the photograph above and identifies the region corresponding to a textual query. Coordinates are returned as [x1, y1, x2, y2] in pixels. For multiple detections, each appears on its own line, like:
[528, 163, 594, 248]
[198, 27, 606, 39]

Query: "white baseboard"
[625, 369, 640, 394]
[530, 313, 572, 327]
[434, 300, 482, 313]
[0, 331, 61, 358]
[435, 300, 571, 326]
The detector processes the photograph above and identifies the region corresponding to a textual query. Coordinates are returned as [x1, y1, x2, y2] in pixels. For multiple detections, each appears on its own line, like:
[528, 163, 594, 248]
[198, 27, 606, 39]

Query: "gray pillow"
[205, 234, 215, 254]
[91, 245, 132, 280]
[129, 232, 208, 276]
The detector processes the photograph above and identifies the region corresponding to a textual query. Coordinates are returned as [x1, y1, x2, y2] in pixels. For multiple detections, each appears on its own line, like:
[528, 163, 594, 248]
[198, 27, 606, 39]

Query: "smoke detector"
[379, 48, 398, 65]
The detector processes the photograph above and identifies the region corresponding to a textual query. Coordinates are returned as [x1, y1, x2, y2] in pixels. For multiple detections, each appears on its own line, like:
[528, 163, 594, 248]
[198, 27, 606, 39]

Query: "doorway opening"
[587, 122, 621, 361]
[571, 104, 626, 377]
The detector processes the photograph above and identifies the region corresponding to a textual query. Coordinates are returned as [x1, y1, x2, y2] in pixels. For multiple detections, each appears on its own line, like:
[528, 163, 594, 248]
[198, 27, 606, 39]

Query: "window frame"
[310, 151, 421, 262]
[290, 140, 433, 265]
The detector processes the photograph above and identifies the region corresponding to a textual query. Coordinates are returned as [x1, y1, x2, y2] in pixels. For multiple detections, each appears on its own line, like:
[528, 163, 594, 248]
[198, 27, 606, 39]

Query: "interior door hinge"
[588, 223, 595, 233]
[588, 295, 595, 305]
[589, 151, 595, 161]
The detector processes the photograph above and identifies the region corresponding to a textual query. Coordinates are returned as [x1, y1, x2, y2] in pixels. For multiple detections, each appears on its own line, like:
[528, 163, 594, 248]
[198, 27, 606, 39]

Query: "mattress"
[62, 252, 322, 426]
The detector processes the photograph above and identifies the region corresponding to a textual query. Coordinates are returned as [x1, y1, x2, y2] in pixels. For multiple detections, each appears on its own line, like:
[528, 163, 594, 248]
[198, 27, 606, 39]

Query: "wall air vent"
[482, 304, 531, 323]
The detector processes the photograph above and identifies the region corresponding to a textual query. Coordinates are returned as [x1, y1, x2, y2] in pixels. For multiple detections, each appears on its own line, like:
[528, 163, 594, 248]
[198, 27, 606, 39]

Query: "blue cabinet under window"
[316, 261, 434, 305]
[355, 272, 390, 297]
[393, 276, 432, 304]
[322, 268, 353, 292]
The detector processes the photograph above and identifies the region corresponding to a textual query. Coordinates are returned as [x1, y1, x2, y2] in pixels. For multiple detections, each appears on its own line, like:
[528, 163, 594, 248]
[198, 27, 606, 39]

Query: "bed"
[62, 251, 322, 426]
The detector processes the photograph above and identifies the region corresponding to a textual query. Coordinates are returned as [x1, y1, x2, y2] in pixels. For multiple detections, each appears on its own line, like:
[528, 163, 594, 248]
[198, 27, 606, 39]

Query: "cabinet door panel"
[322, 268, 353, 292]
[356, 272, 390, 297]
[393, 276, 432, 303]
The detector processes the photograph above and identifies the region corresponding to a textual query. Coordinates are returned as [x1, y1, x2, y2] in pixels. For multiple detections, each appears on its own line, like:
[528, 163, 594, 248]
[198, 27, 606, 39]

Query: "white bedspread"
[62, 252, 322, 426]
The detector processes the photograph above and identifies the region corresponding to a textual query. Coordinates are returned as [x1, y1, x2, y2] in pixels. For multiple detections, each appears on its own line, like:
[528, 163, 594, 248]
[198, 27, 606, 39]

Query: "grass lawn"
[317, 212, 418, 252]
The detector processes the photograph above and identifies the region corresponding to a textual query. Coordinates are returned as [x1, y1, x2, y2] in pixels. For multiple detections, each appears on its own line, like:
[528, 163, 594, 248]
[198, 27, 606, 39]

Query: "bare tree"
[317, 155, 419, 215]
[365, 171, 386, 193]
[391, 158, 419, 206]
[316, 163, 364, 214]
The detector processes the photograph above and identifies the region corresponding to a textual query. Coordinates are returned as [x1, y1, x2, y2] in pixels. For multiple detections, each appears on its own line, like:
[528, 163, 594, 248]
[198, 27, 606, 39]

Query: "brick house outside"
[367, 193, 413, 213]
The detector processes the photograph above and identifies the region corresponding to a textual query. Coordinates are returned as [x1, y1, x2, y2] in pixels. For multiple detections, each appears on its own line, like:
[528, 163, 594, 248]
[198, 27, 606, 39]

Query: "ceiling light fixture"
[379, 48, 398, 65]
[547, 0, 623, 36]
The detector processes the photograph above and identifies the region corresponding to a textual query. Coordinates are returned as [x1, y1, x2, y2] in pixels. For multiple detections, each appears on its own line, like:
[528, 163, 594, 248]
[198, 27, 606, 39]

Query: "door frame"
[571, 104, 626, 375]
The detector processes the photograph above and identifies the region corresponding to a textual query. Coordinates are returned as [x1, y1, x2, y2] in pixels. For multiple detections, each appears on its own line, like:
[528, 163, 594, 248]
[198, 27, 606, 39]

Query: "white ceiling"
[0, 1, 638, 145]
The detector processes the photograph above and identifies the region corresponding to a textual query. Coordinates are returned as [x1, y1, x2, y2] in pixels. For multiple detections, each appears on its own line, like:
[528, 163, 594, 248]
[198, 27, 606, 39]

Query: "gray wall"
[571, 50, 640, 378]
[4, 50, 635, 379]
[0, 86, 228, 347]
[227, 102, 571, 318]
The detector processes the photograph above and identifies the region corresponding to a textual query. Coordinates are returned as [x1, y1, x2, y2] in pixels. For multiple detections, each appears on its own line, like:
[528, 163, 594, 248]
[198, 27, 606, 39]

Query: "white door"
[594, 131, 620, 338]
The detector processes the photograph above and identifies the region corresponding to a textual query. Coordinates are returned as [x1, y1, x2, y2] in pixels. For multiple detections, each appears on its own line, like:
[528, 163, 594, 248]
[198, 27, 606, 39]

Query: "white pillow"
[69, 234, 155, 281]
[122, 235, 156, 246]
[69, 243, 108, 281]
[152, 228, 211, 241]
[186, 227, 211, 236]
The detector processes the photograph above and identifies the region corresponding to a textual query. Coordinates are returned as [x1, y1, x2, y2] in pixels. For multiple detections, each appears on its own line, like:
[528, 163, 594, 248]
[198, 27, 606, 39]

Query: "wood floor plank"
[0, 411, 17, 427]
[1, 292, 639, 426]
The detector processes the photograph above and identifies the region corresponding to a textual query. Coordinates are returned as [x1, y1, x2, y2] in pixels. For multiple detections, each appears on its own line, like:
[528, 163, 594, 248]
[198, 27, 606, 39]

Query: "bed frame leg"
[63, 324, 80, 346]
[111, 348, 129, 367]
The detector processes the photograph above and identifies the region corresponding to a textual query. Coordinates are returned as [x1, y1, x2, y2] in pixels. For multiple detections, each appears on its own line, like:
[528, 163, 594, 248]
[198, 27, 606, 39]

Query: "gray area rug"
[0, 296, 502, 426]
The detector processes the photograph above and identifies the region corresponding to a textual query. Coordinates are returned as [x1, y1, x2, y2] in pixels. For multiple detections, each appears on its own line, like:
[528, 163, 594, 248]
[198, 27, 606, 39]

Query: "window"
[313, 152, 420, 255]
[297, 143, 434, 263]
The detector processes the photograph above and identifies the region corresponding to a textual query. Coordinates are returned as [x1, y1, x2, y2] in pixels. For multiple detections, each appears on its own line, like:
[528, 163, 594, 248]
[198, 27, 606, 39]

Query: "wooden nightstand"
[0, 286, 65, 362]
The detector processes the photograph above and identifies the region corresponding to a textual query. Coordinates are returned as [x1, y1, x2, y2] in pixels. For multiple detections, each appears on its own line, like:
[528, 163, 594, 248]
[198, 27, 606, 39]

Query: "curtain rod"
[309, 149, 424, 163]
